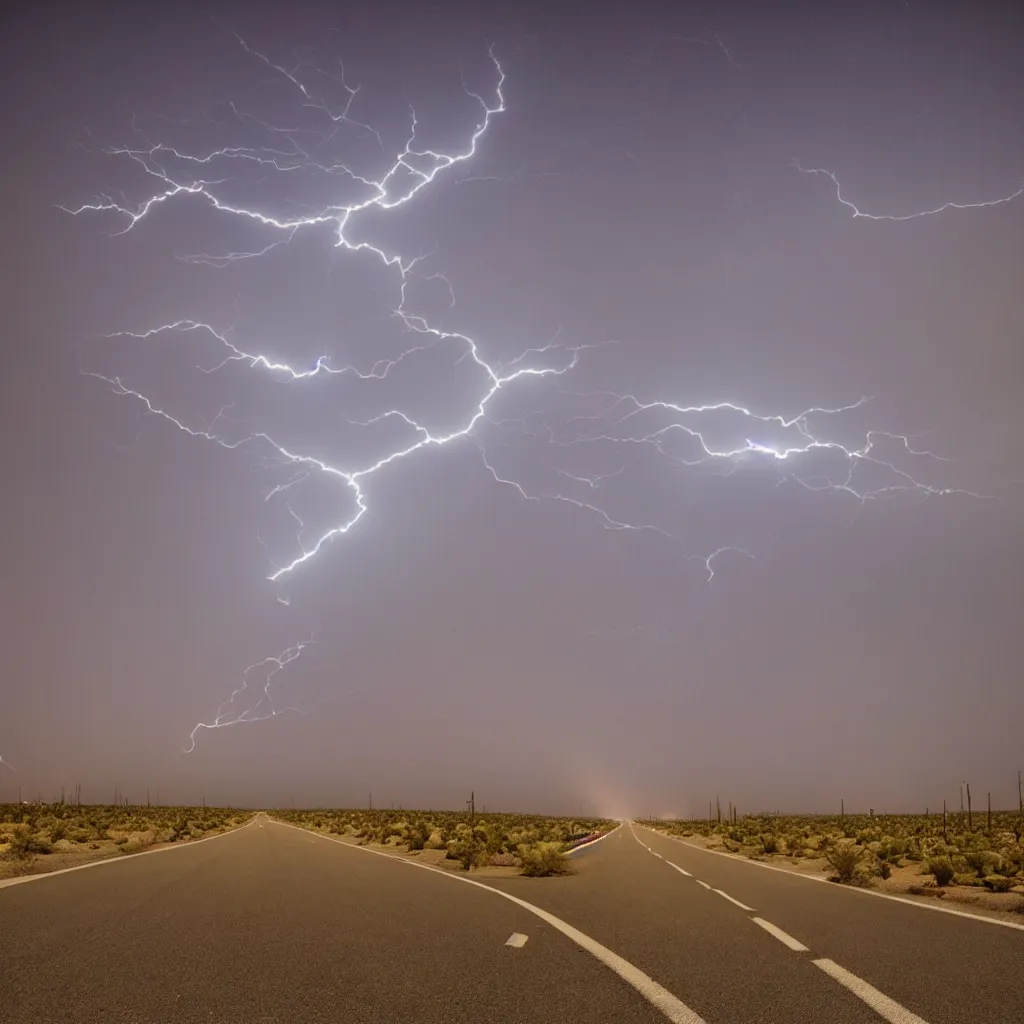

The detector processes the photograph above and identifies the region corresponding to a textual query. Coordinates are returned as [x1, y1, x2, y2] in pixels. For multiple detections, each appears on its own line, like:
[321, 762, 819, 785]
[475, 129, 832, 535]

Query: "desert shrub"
[489, 851, 520, 867]
[761, 834, 779, 854]
[518, 843, 573, 877]
[964, 851, 987, 877]
[50, 822, 68, 843]
[423, 829, 445, 850]
[825, 842, 864, 884]
[954, 873, 985, 887]
[983, 874, 1012, 893]
[1001, 847, 1024, 876]
[928, 857, 955, 886]
[446, 836, 489, 870]
[404, 821, 430, 851]
[14, 832, 53, 856]
[873, 856, 892, 880]
[377, 823, 401, 845]
[4, 827, 33, 859]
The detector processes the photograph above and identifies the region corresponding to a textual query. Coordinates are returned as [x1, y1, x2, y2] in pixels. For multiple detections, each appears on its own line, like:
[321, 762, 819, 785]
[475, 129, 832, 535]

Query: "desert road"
[1, 815, 1021, 1023]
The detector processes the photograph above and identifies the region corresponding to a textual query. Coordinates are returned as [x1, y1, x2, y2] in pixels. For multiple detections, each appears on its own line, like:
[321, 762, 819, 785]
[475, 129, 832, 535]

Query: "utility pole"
[368, 793, 372, 811]
[943, 799, 947, 842]
[966, 782, 972, 831]
[1019, 770, 1022, 815]
[841, 798, 844, 818]
[147, 789, 150, 807]
[987, 791, 991, 833]
[467, 790, 475, 825]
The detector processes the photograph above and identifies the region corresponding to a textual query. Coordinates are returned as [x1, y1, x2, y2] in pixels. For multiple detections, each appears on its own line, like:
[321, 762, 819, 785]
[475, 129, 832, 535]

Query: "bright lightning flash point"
[70, 32, 985, 750]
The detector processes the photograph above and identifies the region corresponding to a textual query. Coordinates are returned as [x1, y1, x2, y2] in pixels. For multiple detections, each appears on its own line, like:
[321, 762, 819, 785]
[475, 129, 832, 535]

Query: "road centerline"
[813, 958, 931, 1024]
[712, 888, 755, 912]
[751, 917, 809, 952]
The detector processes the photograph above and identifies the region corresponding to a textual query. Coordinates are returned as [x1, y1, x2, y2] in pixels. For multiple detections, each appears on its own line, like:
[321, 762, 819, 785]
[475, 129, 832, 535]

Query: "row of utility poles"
[9, 786, 206, 807]
[707, 771, 1023, 827]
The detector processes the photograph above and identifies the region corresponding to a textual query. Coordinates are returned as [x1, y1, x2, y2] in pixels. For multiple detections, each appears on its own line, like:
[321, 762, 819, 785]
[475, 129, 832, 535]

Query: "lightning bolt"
[184, 640, 314, 753]
[0, 754, 15, 773]
[68, 30, 987, 750]
[796, 162, 1024, 220]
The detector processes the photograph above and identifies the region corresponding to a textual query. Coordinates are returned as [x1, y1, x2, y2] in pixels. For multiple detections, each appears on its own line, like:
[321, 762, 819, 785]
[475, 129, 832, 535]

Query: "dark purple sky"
[4, 1, 1022, 816]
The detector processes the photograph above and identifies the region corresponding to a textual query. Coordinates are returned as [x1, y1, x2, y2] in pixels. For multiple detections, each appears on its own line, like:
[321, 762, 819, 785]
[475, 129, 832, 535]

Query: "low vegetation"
[644, 811, 1024, 911]
[0, 803, 253, 878]
[270, 809, 613, 876]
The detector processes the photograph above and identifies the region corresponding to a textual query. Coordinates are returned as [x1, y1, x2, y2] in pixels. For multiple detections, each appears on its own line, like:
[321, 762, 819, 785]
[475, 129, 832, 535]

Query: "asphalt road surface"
[1, 815, 1020, 1023]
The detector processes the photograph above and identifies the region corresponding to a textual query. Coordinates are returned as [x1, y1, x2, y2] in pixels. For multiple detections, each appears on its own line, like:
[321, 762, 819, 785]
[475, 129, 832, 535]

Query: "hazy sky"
[3, 0, 1022, 816]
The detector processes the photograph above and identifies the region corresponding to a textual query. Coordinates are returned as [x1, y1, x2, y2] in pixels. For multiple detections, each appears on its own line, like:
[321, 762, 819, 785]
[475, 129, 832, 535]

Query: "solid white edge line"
[633, 824, 1024, 933]
[813, 958, 931, 1024]
[713, 888, 755, 912]
[565, 823, 623, 855]
[273, 818, 707, 1024]
[667, 862, 692, 877]
[751, 917, 809, 952]
[0, 814, 259, 890]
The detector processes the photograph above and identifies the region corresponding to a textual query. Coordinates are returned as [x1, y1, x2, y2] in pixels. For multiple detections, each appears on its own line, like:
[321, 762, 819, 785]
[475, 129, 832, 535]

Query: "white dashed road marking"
[712, 888, 755, 912]
[751, 917, 809, 952]
[631, 822, 934, 1020]
[505, 932, 529, 948]
[813, 959, 931, 1024]
[632, 823, 1024, 933]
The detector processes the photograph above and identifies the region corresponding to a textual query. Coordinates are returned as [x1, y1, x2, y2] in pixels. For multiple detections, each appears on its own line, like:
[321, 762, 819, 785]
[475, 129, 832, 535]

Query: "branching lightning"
[796, 162, 1024, 220]
[184, 640, 313, 753]
[69, 30, 988, 750]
